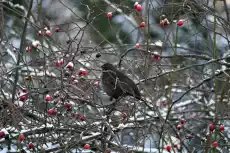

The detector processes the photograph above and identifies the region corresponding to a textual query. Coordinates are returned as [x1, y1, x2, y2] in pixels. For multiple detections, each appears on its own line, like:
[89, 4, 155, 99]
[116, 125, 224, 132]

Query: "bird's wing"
[102, 70, 125, 98]
[102, 70, 122, 92]
[103, 70, 117, 86]
[117, 73, 141, 99]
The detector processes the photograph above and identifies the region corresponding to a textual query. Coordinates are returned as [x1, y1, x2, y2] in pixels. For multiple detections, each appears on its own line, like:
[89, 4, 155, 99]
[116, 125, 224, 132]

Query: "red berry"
[48, 109, 57, 115]
[19, 95, 27, 102]
[0, 131, 5, 138]
[164, 19, 169, 26]
[45, 95, 51, 102]
[122, 112, 127, 121]
[81, 71, 87, 76]
[212, 141, 218, 148]
[173, 144, 178, 148]
[26, 46, 32, 52]
[107, 12, 112, 19]
[180, 119, 185, 124]
[22, 88, 27, 93]
[160, 19, 169, 27]
[134, 2, 138, 9]
[165, 145, 171, 152]
[60, 59, 64, 65]
[135, 43, 140, 48]
[65, 103, 72, 110]
[186, 135, 194, 140]
[53, 101, 58, 105]
[209, 123, 215, 132]
[56, 61, 61, 67]
[53, 109, 57, 115]
[28, 143, 34, 149]
[79, 115, 85, 121]
[19, 134, 25, 142]
[177, 124, 182, 130]
[79, 68, 87, 76]
[136, 4, 142, 12]
[219, 125, 224, 132]
[84, 144, 90, 149]
[48, 109, 53, 115]
[94, 81, 99, 87]
[78, 71, 82, 75]
[152, 54, 161, 60]
[177, 19, 184, 26]
[66, 62, 74, 70]
[55, 27, 61, 32]
[140, 22, 146, 28]
[106, 148, 111, 153]
[160, 21, 165, 26]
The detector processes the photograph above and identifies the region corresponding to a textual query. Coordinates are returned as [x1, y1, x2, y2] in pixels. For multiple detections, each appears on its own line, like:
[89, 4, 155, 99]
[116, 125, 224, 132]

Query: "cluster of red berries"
[176, 119, 185, 130]
[1, 131, 33, 149]
[56, 60, 88, 76]
[209, 123, 224, 133]
[45, 93, 75, 115]
[55, 58, 89, 85]
[55, 59, 64, 67]
[26, 26, 61, 52]
[159, 14, 184, 27]
[38, 27, 52, 37]
[165, 143, 179, 152]
[78, 68, 88, 76]
[19, 134, 35, 149]
[45, 93, 57, 115]
[19, 134, 36, 149]
[18, 88, 28, 102]
[135, 43, 161, 61]
[25, 40, 40, 52]
[160, 18, 170, 26]
[162, 119, 186, 152]
[160, 15, 169, 27]
[209, 123, 225, 148]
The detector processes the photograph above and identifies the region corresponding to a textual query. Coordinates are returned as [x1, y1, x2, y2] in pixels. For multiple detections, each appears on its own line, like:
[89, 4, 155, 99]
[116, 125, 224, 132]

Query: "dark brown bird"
[101, 63, 141, 100]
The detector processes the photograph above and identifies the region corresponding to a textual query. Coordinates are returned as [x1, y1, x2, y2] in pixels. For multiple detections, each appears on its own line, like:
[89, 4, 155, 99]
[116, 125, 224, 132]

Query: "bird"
[101, 63, 141, 100]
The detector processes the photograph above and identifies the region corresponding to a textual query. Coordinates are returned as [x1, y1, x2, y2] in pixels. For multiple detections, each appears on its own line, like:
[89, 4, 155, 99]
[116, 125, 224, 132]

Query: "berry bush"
[0, 0, 230, 153]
